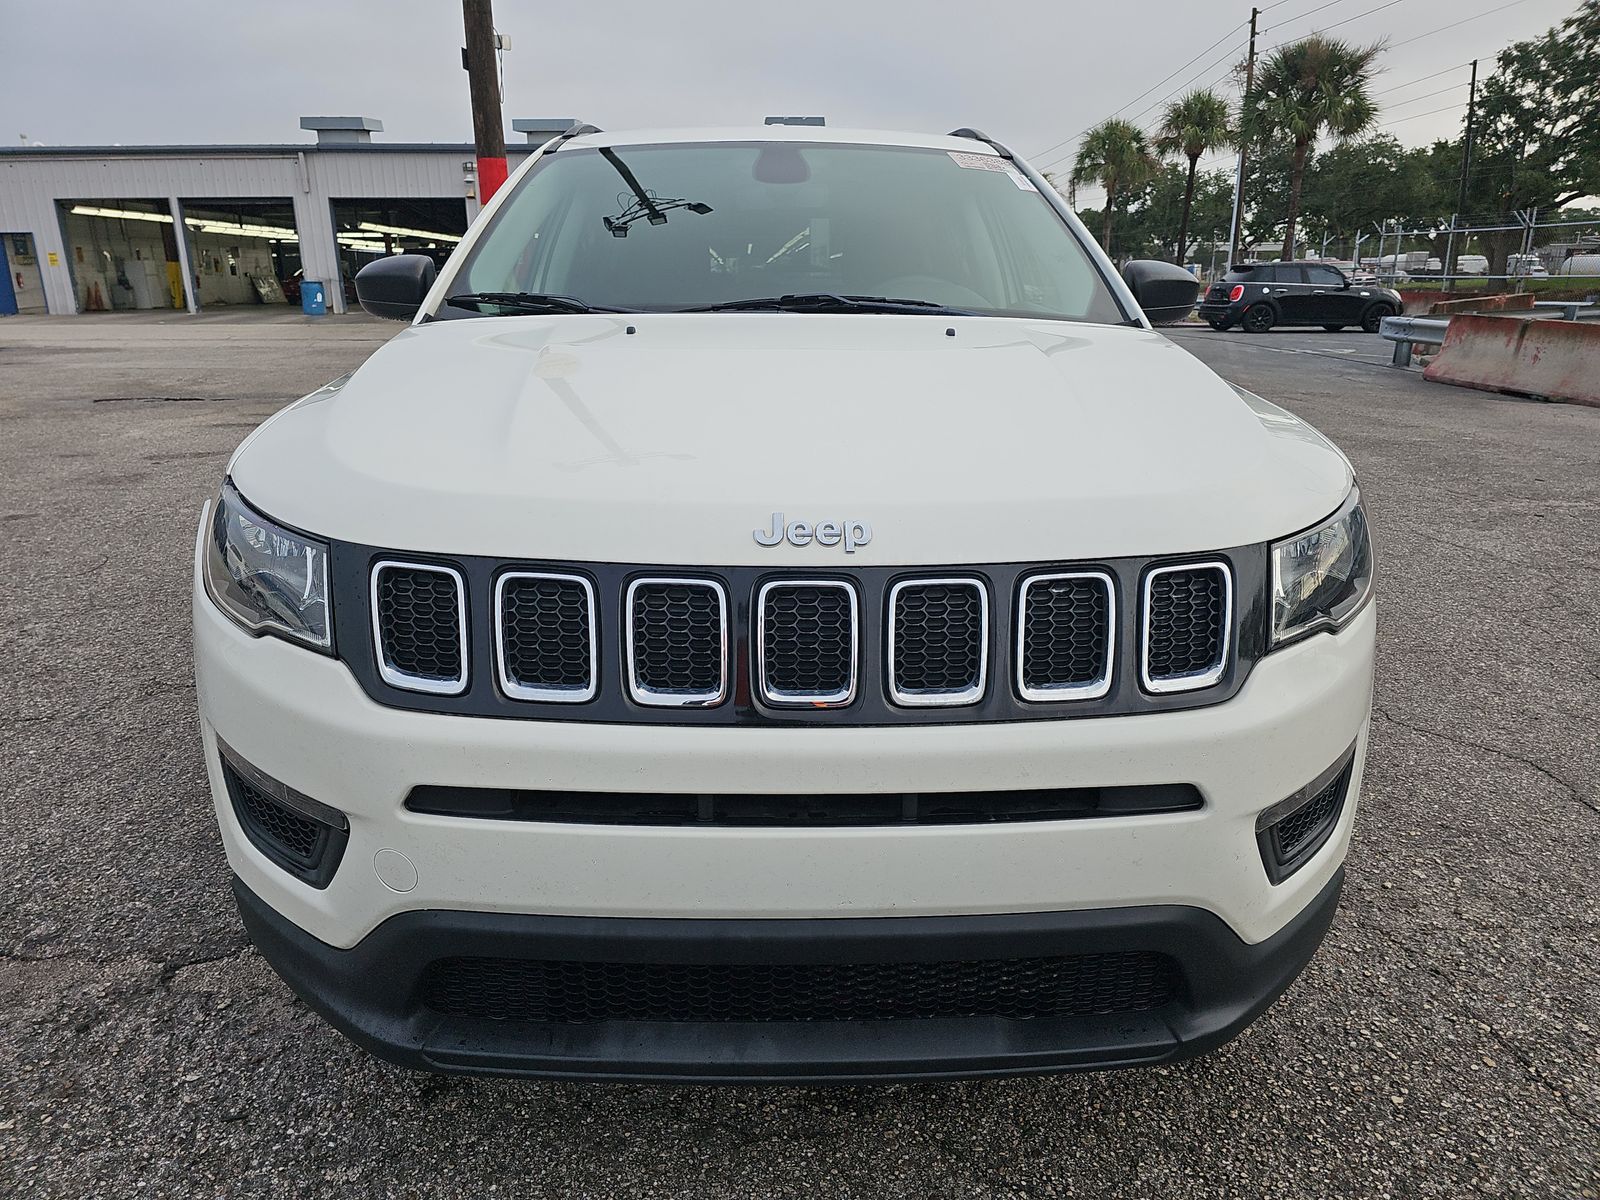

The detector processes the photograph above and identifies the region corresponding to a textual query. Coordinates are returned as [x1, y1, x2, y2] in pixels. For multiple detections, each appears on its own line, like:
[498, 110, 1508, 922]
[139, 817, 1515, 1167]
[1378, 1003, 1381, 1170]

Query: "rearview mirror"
[1120, 260, 1201, 326]
[355, 254, 437, 321]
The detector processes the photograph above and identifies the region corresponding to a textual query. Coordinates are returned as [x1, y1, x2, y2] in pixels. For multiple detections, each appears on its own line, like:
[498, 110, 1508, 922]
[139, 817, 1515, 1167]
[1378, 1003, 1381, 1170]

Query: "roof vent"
[300, 116, 383, 145]
[512, 118, 581, 144]
[764, 116, 826, 126]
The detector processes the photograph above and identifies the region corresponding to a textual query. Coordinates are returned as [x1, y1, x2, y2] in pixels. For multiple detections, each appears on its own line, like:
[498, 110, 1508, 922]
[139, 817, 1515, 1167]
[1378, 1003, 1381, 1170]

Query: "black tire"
[1242, 304, 1275, 333]
[1206, 318, 1231, 331]
[1322, 324, 1346, 332]
[1361, 303, 1394, 334]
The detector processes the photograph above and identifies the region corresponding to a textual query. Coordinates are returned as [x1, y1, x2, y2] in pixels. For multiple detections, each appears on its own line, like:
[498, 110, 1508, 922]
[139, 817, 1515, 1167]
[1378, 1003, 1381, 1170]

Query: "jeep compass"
[194, 124, 1376, 1082]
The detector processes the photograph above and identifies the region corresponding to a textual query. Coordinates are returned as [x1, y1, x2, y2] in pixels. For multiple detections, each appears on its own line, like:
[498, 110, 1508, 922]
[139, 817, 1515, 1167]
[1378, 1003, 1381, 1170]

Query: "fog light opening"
[1255, 744, 1357, 885]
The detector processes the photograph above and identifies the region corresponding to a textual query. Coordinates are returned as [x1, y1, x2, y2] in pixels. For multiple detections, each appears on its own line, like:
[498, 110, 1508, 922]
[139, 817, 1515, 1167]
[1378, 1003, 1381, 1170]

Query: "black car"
[1198, 262, 1401, 333]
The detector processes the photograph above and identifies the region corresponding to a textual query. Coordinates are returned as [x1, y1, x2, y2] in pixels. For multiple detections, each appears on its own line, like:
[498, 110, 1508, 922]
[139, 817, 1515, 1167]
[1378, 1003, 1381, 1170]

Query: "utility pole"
[462, 0, 508, 203]
[1447, 59, 1478, 281]
[1226, 6, 1260, 268]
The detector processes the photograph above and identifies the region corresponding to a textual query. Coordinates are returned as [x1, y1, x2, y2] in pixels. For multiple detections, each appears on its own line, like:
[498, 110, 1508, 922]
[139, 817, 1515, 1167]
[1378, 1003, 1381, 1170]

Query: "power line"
[1026, 23, 1247, 166]
[1259, 0, 1407, 53]
[1035, 38, 1247, 173]
[1376, 100, 1470, 128]
[1385, 0, 1529, 51]
[1380, 82, 1473, 110]
[1373, 62, 1468, 96]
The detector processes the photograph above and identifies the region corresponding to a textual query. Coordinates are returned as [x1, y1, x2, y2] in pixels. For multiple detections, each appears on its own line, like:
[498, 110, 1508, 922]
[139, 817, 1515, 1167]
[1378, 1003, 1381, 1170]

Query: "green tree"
[1119, 165, 1237, 263]
[1153, 89, 1234, 264]
[1242, 34, 1382, 260]
[1299, 135, 1445, 251]
[1459, 0, 1600, 274]
[1070, 118, 1159, 255]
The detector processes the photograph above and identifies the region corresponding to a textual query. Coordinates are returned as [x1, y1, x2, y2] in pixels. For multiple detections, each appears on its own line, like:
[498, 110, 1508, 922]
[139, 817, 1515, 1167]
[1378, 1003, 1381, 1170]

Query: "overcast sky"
[3, 0, 1578, 183]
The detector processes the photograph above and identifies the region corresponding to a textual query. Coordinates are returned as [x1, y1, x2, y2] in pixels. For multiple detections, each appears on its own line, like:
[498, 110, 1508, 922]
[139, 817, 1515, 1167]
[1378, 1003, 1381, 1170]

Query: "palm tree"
[1154, 89, 1233, 265]
[1242, 34, 1382, 260]
[1070, 119, 1159, 255]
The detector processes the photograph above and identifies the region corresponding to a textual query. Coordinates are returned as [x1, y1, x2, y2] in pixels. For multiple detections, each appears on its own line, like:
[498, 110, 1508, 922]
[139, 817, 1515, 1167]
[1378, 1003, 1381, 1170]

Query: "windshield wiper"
[684, 293, 977, 316]
[445, 292, 625, 315]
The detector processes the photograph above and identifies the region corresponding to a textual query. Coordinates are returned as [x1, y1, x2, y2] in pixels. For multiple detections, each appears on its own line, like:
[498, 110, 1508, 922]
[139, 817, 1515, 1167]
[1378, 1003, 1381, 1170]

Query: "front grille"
[626, 579, 727, 706]
[757, 580, 858, 706]
[421, 950, 1181, 1024]
[219, 754, 348, 889]
[371, 561, 467, 695]
[405, 781, 1203, 826]
[889, 579, 987, 705]
[496, 573, 595, 702]
[1142, 562, 1231, 692]
[341, 551, 1261, 725]
[1018, 572, 1114, 700]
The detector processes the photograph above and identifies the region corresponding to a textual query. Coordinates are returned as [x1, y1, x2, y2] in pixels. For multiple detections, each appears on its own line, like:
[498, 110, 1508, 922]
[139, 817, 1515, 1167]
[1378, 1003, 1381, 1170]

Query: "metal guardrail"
[1379, 316, 1449, 368]
[1532, 300, 1600, 320]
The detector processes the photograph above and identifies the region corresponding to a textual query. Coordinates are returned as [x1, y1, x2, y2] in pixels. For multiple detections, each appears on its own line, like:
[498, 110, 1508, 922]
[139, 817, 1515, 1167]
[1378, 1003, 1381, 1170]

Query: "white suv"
[193, 124, 1375, 1083]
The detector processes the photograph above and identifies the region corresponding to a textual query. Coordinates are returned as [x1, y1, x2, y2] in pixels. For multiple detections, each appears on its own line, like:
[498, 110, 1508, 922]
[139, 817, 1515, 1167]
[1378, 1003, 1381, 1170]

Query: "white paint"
[193, 568, 1374, 949]
[229, 314, 1353, 565]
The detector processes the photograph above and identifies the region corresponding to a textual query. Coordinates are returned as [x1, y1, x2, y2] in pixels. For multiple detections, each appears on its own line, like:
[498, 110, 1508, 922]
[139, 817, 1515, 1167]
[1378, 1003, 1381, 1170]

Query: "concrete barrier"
[1423, 314, 1600, 406]
[1427, 292, 1535, 316]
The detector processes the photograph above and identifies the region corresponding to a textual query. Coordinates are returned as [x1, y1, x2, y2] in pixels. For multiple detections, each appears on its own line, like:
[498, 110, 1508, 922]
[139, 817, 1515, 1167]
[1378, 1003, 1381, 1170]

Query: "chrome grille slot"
[888, 578, 987, 706]
[1141, 561, 1232, 693]
[370, 560, 468, 695]
[757, 580, 858, 707]
[1017, 571, 1114, 701]
[626, 578, 728, 707]
[496, 572, 596, 703]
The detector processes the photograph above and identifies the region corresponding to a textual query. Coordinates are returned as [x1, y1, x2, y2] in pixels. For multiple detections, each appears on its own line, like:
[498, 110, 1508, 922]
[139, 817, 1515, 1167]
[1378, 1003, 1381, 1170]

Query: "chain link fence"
[1366, 212, 1600, 293]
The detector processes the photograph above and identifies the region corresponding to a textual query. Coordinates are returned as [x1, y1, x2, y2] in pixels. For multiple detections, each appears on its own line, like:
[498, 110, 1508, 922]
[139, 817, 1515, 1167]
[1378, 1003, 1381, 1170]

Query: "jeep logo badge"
[753, 513, 872, 553]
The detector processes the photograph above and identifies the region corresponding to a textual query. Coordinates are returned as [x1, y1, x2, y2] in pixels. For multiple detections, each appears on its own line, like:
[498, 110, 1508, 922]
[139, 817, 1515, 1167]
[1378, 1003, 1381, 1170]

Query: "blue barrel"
[301, 280, 327, 316]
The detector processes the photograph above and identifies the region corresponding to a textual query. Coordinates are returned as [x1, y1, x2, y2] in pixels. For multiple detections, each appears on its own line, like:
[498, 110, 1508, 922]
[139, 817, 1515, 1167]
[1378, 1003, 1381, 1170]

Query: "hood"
[230, 314, 1352, 566]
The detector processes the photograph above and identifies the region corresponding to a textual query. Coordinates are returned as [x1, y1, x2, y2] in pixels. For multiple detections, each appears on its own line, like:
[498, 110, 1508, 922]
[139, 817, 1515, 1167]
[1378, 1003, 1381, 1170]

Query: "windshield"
[444, 141, 1128, 323]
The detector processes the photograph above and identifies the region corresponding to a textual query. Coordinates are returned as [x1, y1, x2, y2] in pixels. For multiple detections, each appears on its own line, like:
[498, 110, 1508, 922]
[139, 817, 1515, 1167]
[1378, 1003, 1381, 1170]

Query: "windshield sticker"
[947, 151, 1010, 172]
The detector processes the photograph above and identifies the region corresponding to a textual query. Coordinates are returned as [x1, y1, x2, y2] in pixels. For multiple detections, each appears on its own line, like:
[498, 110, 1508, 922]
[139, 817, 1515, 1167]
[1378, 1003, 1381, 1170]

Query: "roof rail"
[947, 128, 1014, 160]
[549, 122, 602, 150]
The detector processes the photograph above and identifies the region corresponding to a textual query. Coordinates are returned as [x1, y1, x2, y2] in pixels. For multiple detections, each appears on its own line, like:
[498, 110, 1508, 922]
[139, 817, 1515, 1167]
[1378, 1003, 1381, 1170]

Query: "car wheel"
[1322, 324, 1346, 332]
[1242, 304, 1275, 333]
[1361, 303, 1394, 333]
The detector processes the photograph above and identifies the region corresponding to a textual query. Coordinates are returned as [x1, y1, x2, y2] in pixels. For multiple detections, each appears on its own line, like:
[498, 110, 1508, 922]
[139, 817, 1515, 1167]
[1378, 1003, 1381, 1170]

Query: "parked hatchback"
[1199, 262, 1400, 333]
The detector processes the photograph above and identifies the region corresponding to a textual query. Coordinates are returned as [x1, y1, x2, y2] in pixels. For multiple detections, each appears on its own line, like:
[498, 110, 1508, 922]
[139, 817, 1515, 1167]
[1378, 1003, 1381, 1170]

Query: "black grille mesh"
[500, 575, 591, 693]
[376, 565, 463, 683]
[421, 951, 1180, 1024]
[761, 584, 854, 700]
[1276, 773, 1344, 858]
[1146, 567, 1227, 681]
[631, 582, 723, 696]
[892, 582, 984, 697]
[1021, 576, 1111, 691]
[230, 770, 321, 862]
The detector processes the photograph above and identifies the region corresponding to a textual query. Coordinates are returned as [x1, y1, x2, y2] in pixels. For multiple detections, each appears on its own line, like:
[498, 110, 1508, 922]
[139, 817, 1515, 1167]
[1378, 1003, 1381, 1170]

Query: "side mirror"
[355, 254, 437, 320]
[1121, 259, 1201, 325]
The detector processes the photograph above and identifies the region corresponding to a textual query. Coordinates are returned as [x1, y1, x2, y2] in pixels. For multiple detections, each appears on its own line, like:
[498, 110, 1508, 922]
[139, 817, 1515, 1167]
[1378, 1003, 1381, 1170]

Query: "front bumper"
[234, 866, 1345, 1083]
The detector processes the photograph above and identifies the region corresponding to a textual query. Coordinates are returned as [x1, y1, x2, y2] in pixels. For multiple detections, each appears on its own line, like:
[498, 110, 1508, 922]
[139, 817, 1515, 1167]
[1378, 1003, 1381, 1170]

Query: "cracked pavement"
[2, 312, 1597, 1198]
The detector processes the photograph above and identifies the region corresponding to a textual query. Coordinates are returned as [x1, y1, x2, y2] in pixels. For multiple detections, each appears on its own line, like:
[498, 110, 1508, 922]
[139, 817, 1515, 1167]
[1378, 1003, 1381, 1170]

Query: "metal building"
[0, 116, 572, 316]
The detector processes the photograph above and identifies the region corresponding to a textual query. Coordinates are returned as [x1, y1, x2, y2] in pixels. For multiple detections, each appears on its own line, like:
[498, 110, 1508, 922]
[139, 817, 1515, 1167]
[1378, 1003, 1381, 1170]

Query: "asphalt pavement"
[2, 311, 1596, 1199]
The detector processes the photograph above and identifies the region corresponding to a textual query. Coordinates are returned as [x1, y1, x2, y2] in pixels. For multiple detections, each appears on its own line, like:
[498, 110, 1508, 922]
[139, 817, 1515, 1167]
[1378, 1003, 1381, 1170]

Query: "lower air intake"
[421, 950, 1181, 1024]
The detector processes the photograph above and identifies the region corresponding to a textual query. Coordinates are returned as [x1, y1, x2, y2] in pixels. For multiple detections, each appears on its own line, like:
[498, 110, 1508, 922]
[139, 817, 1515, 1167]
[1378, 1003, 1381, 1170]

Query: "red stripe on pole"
[477, 156, 509, 203]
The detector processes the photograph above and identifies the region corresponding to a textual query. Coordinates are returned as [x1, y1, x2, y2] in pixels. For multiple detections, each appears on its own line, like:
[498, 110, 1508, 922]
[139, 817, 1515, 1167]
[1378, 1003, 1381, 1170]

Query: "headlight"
[1271, 487, 1373, 647]
[202, 482, 333, 652]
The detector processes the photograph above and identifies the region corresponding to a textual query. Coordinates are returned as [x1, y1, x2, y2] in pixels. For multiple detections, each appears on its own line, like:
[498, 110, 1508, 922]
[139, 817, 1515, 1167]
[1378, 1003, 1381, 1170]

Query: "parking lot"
[2, 311, 1597, 1198]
